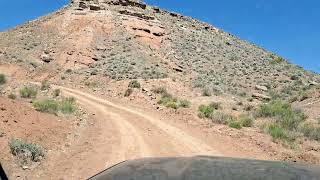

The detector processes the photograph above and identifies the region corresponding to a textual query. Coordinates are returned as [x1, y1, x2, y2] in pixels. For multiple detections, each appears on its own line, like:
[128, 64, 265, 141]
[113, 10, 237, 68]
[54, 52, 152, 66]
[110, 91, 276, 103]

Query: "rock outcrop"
[119, 10, 155, 20]
[252, 93, 271, 100]
[107, 0, 147, 9]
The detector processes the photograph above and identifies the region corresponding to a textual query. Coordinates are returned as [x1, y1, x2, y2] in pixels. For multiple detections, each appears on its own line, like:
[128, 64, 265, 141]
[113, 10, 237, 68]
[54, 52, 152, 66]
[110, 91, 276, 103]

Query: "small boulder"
[170, 12, 178, 17]
[152, 32, 165, 37]
[255, 85, 268, 91]
[153, 7, 160, 13]
[90, 69, 98, 76]
[0, 132, 5, 137]
[92, 57, 99, 61]
[173, 67, 183, 72]
[142, 88, 149, 92]
[89, 4, 101, 11]
[40, 54, 53, 63]
[79, 2, 87, 9]
[252, 93, 271, 100]
[309, 81, 319, 86]
[226, 42, 232, 46]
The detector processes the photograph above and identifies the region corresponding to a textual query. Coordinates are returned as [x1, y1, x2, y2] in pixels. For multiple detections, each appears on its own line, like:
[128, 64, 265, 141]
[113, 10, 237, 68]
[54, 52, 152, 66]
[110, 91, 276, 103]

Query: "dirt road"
[34, 85, 221, 179]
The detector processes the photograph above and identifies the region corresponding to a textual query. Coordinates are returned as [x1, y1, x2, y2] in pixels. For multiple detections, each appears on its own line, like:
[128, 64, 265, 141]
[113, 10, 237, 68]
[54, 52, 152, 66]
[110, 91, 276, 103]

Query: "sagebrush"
[20, 86, 37, 98]
[9, 139, 44, 162]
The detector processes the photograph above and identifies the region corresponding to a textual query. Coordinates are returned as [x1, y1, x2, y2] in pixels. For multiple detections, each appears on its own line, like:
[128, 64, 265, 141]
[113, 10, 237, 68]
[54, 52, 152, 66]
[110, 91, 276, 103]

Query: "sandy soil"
[0, 97, 73, 179]
[29, 85, 221, 179]
[1, 82, 319, 179]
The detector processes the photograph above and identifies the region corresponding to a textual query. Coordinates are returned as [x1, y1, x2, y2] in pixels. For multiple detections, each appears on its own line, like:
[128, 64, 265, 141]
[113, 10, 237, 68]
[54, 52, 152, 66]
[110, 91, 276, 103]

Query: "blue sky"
[0, 0, 319, 73]
[0, 0, 68, 31]
[144, 0, 320, 73]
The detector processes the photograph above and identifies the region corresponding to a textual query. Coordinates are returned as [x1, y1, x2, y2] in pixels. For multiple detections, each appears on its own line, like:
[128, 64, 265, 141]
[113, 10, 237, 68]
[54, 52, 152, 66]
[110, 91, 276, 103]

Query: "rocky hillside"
[0, 0, 319, 99]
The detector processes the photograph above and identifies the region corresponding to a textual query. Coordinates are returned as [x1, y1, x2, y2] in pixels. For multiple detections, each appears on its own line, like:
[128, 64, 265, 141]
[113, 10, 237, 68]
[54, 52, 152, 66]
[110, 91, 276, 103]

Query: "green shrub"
[65, 97, 76, 103]
[268, 90, 282, 100]
[281, 108, 307, 130]
[257, 100, 308, 145]
[237, 101, 243, 106]
[158, 92, 173, 101]
[211, 112, 234, 125]
[66, 69, 72, 73]
[228, 121, 242, 129]
[20, 86, 37, 98]
[53, 89, 61, 97]
[299, 123, 313, 137]
[209, 102, 221, 110]
[158, 95, 178, 109]
[310, 127, 320, 141]
[34, 97, 77, 114]
[239, 114, 254, 127]
[290, 75, 299, 81]
[153, 87, 174, 105]
[0, 74, 6, 85]
[41, 80, 50, 90]
[256, 100, 306, 130]
[198, 105, 214, 119]
[299, 123, 320, 141]
[128, 80, 141, 88]
[84, 81, 98, 88]
[33, 99, 59, 114]
[247, 98, 254, 102]
[124, 88, 133, 97]
[9, 139, 44, 162]
[157, 96, 170, 105]
[8, 93, 17, 100]
[154, 88, 190, 110]
[156, 91, 189, 110]
[179, 99, 191, 108]
[298, 91, 308, 101]
[238, 91, 247, 97]
[152, 87, 167, 94]
[267, 123, 287, 140]
[202, 88, 212, 96]
[289, 96, 298, 103]
[166, 101, 178, 109]
[244, 104, 254, 111]
[162, 91, 173, 99]
[59, 98, 76, 114]
[270, 55, 286, 65]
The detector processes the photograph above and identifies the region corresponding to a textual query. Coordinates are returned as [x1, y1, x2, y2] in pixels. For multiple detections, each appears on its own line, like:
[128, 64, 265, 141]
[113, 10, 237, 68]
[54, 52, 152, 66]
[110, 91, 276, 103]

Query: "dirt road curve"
[36, 85, 222, 179]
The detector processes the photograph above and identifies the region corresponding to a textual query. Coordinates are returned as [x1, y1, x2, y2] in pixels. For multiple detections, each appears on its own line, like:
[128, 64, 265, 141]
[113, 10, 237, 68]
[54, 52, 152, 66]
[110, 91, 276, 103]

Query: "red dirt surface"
[0, 97, 73, 179]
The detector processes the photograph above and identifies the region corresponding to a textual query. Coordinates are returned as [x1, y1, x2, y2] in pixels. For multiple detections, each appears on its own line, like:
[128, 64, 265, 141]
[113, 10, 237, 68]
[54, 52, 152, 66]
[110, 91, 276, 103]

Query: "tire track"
[63, 90, 152, 164]
[59, 85, 221, 156]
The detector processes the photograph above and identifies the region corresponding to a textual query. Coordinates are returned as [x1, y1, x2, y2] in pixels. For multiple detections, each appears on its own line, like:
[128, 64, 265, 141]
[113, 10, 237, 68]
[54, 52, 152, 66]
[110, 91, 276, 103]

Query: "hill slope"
[0, 0, 319, 98]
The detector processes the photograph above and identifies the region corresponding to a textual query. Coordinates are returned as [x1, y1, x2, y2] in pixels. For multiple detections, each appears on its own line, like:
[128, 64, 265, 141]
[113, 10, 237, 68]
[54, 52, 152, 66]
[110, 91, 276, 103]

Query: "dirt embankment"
[0, 97, 73, 179]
